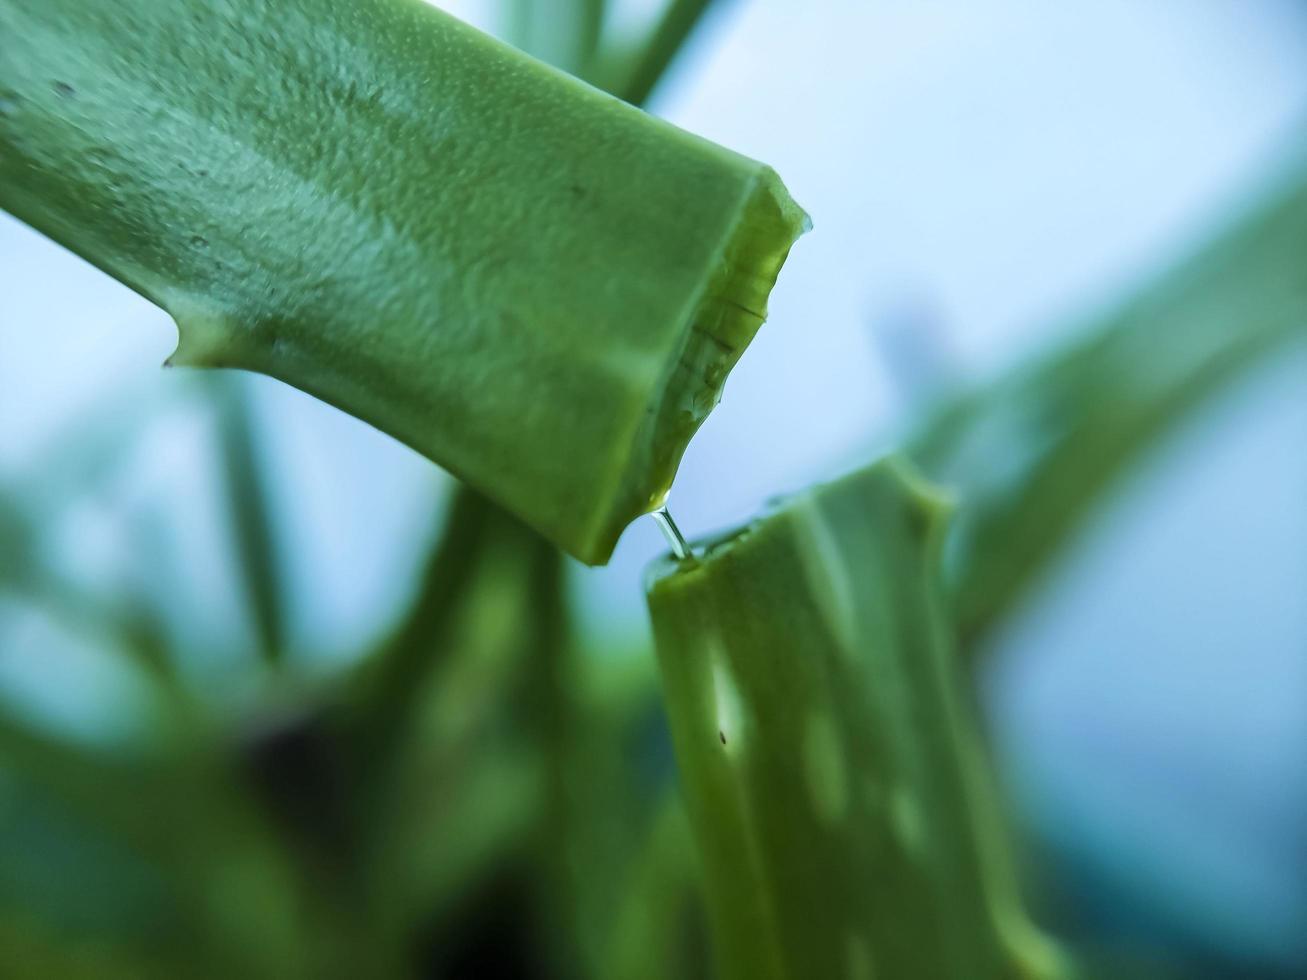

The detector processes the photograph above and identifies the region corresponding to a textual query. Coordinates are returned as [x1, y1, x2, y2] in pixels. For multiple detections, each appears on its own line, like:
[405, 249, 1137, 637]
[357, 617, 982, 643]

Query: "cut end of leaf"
[645, 454, 941, 589]
[644, 452, 1065, 980]
[2, 0, 809, 569]
[592, 167, 810, 564]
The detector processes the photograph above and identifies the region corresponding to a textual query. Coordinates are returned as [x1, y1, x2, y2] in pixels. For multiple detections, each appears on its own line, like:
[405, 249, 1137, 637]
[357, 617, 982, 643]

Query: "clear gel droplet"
[651, 505, 691, 561]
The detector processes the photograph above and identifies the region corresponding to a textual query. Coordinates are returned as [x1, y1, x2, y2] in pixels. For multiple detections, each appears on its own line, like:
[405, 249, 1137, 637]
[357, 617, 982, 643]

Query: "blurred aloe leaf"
[0, 380, 205, 687]
[0, 770, 179, 953]
[909, 145, 1307, 649]
[602, 795, 710, 980]
[577, 0, 609, 74]
[597, 0, 722, 106]
[355, 507, 678, 975]
[345, 487, 501, 767]
[0, 912, 180, 980]
[646, 457, 1068, 980]
[0, 482, 178, 689]
[326, 489, 565, 963]
[0, 706, 326, 977]
[210, 377, 287, 666]
[508, 0, 607, 79]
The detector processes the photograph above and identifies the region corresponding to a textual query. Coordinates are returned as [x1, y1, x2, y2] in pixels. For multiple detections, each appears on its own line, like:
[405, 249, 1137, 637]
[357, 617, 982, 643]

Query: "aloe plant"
[0, 1, 1302, 978]
[638, 145, 1307, 975]
[0, 0, 806, 564]
[647, 457, 1069, 980]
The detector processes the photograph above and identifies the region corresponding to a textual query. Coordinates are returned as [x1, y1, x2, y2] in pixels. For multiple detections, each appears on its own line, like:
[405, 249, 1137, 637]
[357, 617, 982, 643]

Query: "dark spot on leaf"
[53, 81, 75, 98]
[570, 183, 586, 198]
[190, 234, 208, 248]
[719, 730, 727, 745]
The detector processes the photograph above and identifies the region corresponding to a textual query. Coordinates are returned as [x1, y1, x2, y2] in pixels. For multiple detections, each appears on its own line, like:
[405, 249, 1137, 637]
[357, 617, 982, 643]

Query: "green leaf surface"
[0, 0, 806, 564]
[646, 457, 1068, 980]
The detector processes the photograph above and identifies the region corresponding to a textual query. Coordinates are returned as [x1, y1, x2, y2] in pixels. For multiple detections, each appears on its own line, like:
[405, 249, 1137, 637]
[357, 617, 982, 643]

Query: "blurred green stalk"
[910, 141, 1307, 649]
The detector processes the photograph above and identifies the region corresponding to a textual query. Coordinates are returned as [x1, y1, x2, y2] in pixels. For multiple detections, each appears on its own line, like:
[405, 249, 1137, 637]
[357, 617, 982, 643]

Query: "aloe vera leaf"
[617, 0, 720, 107]
[577, 0, 610, 76]
[362, 4, 719, 956]
[346, 487, 502, 766]
[603, 795, 710, 980]
[646, 457, 1068, 980]
[908, 150, 1307, 647]
[510, 0, 608, 80]
[0, 914, 181, 980]
[209, 377, 287, 665]
[340, 493, 568, 943]
[0, 0, 807, 565]
[0, 710, 324, 975]
[0, 487, 181, 688]
[344, 0, 725, 957]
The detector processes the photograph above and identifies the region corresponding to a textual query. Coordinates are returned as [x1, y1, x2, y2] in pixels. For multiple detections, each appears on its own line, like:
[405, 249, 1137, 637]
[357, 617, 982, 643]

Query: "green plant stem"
[646, 457, 1068, 980]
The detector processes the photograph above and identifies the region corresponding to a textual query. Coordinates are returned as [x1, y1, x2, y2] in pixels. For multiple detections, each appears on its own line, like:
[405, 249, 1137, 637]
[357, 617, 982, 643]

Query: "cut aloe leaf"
[0, 0, 807, 564]
[646, 457, 1068, 980]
